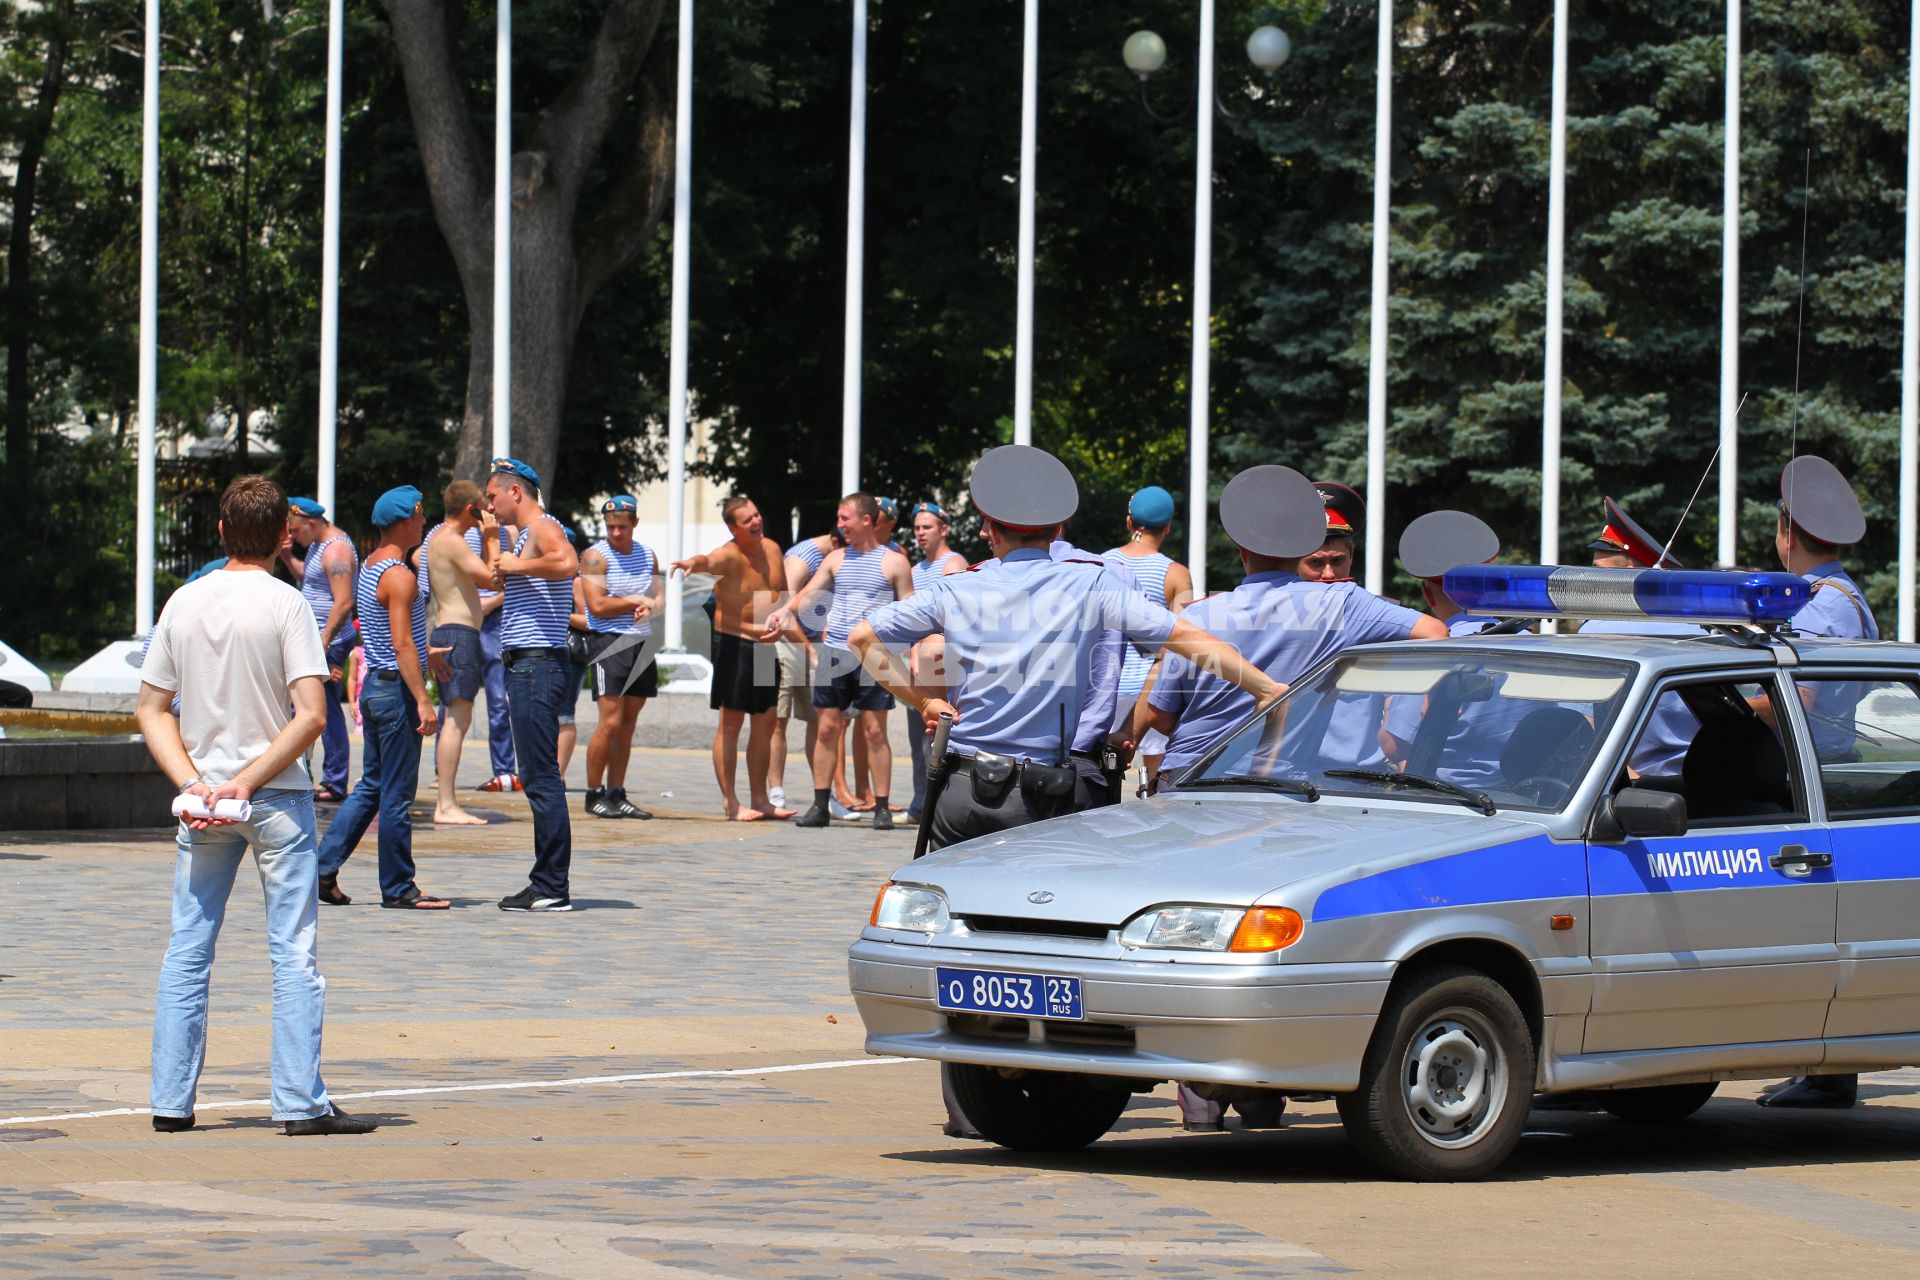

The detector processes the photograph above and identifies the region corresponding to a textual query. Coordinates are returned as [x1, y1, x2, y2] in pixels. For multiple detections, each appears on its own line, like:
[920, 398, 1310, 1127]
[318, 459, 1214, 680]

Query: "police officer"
[1760, 455, 1878, 1111]
[848, 445, 1283, 1137]
[1301, 480, 1365, 582]
[1139, 466, 1443, 1130]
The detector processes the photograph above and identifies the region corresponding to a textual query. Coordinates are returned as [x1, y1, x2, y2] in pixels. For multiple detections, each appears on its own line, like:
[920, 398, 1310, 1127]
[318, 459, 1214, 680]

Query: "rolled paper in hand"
[172, 795, 253, 822]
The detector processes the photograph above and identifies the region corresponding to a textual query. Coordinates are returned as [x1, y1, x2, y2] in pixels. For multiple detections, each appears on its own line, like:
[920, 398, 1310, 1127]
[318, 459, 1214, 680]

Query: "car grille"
[962, 914, 1113, 940]
[946, 1013, 1136, 1051]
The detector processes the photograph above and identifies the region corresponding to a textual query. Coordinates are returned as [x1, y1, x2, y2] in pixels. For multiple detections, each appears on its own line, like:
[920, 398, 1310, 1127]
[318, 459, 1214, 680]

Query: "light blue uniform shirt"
[1380, 614, 1532, 785]
[1051, 540, 1132, 752]
[867, 547, 1178, 761]
[1795, 561, 1879, 757]
[1152, 573, 1423, 773]
[1578, 618, 1705, 777]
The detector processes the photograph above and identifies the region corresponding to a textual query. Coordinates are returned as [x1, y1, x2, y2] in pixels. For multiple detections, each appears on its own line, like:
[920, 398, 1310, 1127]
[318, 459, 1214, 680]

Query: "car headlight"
[1119, 905, 1304, 953]
[869, 881, 950, 933]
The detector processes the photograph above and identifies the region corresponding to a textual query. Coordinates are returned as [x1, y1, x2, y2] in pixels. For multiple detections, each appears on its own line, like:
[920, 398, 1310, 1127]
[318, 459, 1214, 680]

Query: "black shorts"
[585, 629, 659, 701]
[811, 644, 894, 713]
[709, 631, 778, 714]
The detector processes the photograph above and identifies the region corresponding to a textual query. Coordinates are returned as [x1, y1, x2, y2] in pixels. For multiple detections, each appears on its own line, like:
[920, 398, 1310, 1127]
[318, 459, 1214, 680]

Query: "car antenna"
[1660, 392, 1748, 567]
[1784, 147, 1813, 518]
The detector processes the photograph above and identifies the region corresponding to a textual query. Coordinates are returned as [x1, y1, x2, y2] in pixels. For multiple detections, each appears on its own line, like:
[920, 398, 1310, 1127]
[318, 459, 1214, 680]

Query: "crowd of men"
[134, 443, 1879, 1135]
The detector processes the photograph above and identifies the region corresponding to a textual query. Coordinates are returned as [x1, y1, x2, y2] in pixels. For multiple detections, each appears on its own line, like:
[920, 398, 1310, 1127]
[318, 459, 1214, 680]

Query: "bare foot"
[729, 807, 768, 822]
[433, 807, 489, 827]
[754, 800, 798, 820]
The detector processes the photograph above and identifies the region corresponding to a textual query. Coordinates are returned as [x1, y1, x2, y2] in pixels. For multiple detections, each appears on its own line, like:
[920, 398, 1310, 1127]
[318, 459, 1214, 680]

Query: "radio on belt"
[1439, 564, 1812, 626]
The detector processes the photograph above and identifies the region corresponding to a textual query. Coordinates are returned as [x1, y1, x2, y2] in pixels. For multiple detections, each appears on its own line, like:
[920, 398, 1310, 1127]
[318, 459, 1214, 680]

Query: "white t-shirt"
[141, 568, 330, 791]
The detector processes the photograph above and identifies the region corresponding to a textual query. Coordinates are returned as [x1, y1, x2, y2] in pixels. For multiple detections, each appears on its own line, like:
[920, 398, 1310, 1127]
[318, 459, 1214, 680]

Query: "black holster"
[969, 751, 1017, 806]
[1019, 760, 1077, 802]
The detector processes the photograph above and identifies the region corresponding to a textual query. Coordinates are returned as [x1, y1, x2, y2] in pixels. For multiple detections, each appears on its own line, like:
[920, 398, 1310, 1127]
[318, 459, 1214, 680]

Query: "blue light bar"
[1440, 565, 1813, 625]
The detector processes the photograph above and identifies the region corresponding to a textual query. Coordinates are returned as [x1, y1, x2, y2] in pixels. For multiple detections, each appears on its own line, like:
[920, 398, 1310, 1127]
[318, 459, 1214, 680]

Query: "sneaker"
[152, 1113, 194, 1133]
[584, 787, 620, 818]
[283, 1104, 378, 1136]
[498, 886, 573, 912]
[871, 806, 895, 832]
[479, 773, 523, 793]
[794, 803, 831, 828]
[609, 787, 653, 820]
[830, 799, 864, 822]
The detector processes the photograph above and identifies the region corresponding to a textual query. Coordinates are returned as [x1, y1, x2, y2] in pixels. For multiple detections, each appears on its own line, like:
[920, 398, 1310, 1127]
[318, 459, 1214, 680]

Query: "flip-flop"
[312, 785, 346, 803]
[381, 893, 451, 910]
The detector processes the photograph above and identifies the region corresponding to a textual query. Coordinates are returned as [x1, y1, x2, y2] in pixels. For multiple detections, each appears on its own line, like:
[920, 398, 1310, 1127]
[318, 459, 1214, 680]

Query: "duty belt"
[944, 749, 1100, 774]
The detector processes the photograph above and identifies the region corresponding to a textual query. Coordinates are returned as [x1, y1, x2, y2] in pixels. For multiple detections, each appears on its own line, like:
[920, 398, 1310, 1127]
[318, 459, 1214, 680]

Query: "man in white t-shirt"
[136, 474, 377, 1138]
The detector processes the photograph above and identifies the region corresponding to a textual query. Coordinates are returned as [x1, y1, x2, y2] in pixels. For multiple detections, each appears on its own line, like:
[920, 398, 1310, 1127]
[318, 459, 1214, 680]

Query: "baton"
[913, 711, 954, 860]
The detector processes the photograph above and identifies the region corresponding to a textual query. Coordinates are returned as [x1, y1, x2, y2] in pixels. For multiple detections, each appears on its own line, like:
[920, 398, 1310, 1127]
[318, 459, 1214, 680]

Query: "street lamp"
[1120, 15, 1292, 595]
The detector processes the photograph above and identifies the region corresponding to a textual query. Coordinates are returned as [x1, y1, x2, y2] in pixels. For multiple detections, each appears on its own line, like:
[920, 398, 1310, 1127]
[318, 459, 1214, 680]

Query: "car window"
[1797, 676, 1920, 819]
[1184, 650, 1634, 813]
[1618, 677, 1806, 828]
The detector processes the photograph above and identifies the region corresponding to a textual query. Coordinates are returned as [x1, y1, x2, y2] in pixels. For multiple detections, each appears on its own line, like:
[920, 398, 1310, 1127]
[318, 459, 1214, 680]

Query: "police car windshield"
[1183, 649, 1636, 814]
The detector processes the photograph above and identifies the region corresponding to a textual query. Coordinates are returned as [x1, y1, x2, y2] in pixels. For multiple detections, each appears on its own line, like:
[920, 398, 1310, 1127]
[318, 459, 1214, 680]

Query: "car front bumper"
[849, 937, 1393, 1092]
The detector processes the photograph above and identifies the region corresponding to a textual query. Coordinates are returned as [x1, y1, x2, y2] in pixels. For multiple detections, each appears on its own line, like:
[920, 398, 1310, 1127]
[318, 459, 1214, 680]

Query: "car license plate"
[935, 967, 1083, 1021]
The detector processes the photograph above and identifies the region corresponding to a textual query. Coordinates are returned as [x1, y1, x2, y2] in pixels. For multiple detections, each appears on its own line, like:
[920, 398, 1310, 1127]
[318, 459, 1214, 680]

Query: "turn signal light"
[1229, 907, 1304, 953]
[869, 881, 894, 927]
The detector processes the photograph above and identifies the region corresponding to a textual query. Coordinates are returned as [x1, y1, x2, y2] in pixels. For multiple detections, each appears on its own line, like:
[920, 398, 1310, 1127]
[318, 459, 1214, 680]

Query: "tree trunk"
[4, 0, 75, 474]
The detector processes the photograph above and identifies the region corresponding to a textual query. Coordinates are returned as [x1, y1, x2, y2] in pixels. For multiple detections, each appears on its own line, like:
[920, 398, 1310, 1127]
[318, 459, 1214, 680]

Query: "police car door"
[1584, 673, 1839, 1054]
[1792, 669, 1920, 1047]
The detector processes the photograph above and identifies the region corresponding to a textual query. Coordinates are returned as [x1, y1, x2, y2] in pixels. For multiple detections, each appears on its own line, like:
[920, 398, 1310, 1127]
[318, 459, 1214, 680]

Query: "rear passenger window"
[1800, 677, 1920, 818]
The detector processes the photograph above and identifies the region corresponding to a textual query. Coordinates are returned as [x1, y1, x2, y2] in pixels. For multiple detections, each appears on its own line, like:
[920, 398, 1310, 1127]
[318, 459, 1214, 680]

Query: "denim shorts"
[431, 623, 484, 703]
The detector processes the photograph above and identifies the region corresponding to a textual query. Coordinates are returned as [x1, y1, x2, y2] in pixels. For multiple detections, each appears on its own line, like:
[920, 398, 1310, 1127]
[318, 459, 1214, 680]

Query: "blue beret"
[490, 457, 541, 489]
[184, 557, 229, 584]
[371, 485, 424, 528]
[600, 494, 638, 515]
[288, 497, 325, 517]
[910, 500, 948, 521]
[1128, 485, 1175, 527]
[874, 496, 899, 521]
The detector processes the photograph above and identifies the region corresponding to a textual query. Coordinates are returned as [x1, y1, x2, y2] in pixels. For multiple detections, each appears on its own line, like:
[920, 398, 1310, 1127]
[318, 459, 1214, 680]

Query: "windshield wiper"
[1177, 774, 1320, 801]
[1322, 768, 1496, 816]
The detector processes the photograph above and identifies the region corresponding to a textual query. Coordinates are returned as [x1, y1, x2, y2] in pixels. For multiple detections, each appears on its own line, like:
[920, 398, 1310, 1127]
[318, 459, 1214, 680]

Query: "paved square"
[6, 737, 1920, 1278]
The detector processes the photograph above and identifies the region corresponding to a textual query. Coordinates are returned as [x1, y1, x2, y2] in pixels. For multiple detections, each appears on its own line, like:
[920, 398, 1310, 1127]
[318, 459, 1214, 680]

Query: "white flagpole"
[664, 0, 694, 653]
[491, 0, 512, 460]
[1012, 0, 1039, 446]
[1187, 0, 1216, 596]
[135, 0, 160, 633]
[1540, 0, 1569, 566]
[316, 0, 344, 518]
[841, 0, 866, 493]
[1901, 0, 1919, 642]
[1364, 2, 1392, 595]
[1717, 0, 1741, 567]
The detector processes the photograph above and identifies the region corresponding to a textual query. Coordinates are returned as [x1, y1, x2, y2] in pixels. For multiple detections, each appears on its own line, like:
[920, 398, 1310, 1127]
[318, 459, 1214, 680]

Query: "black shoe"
[283, 1104, 378, 1136]
[794, 803, 830, 828]
[317, 875, 351, 907]
[1757, 1075, 1858, 1108]
[498, 886, 573, 912]
[871, 806, 895, 831]
[609, 787, 652, 820]
[584, 787, 619, 818]
[152, 1113, 194, 1133]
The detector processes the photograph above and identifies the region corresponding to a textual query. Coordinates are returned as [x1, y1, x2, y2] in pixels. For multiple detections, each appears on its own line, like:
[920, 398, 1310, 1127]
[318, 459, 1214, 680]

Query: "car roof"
[1354, 629, 1920, 676]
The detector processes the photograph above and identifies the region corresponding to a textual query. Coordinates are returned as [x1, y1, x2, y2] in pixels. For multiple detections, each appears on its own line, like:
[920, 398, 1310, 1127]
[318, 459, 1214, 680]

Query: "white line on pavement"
[0, 1055, 914, 1127]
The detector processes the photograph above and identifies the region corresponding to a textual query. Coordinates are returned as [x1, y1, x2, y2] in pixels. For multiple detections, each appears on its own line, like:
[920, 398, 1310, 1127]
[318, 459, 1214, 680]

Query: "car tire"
[947, 1065, 1131, 1151]
[1600, 1082, 1718, 1122]
[1336, 964, 1536, 1181]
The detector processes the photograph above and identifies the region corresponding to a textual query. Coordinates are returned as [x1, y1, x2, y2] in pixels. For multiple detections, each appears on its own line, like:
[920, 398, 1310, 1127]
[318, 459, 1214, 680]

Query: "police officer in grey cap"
[1760, 455, 1879, 1110]
[848, 444, 1284, 1137]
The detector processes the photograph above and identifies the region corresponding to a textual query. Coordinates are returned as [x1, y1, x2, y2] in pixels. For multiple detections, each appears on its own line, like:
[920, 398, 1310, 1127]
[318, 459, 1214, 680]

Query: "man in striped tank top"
[904, 501, 967, 821]
[278, 497, 358, 802]
[1103, 486, 1192, 784]
[315, 487, 449, 911]
[580, 494, 664, 820]
[763, 492, 913, 830]
[485, 459, 581, 911]
[772, 530, 836, 812]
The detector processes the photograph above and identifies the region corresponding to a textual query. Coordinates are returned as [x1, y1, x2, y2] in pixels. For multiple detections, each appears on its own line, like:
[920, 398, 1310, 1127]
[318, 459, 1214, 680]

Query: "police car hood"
[904, 797, 1547, 925]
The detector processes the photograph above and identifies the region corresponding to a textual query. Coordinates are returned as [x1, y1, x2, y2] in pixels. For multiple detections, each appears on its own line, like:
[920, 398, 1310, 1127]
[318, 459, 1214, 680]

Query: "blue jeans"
[480, 614, 516, 777]
[152, 788, 330, 1122]
[505, 647, 571, 897]
[318, 630, 356, 792]
[319, 675, 425, 902]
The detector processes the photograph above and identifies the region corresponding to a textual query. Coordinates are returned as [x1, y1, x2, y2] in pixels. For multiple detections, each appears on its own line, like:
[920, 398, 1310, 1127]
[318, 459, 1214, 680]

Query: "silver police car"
[849, 572, 1920, 1180]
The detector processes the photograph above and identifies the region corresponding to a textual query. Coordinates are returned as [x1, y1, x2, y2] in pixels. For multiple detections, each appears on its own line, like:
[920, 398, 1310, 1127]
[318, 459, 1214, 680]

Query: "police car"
[848, 565, 1920, 1179]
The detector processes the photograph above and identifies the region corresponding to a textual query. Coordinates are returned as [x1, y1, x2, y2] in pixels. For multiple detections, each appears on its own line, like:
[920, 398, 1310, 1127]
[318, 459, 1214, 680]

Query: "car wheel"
[1336, 964, 1536, 1181]
[1601, 1082, 1718, 1122]
[947, 1065, 1131, 1151]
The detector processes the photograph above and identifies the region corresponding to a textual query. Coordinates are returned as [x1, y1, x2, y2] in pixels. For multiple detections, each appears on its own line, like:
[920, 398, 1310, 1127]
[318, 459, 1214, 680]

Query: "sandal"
[381, 891, 451, 910]
[312, 785, 346, 803]
[317, 875, 352, 907]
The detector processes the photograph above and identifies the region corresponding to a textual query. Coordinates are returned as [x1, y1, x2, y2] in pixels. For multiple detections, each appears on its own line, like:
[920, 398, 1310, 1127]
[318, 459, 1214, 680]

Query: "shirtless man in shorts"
[425, 480, 500, 826]
[672, 495, 798, 821]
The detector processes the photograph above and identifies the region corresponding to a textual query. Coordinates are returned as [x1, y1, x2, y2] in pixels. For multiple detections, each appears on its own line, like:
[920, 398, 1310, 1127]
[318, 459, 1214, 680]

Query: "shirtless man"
[425, 480, 500, 826]
[672, 495, 797, 820]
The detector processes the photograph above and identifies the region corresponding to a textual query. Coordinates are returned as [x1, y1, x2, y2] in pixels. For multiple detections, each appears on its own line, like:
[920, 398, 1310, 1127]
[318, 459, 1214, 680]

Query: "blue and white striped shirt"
[1102, 547, 1172, 698]
[788, 535, 833, 639]
[586, 539, 656, 636]
[500, 514, 573, 649]
[824, 545, 902, 649]
[912, 550, 967, 595]
[300, 533, 356, 632]
[356, 557, 427, 672]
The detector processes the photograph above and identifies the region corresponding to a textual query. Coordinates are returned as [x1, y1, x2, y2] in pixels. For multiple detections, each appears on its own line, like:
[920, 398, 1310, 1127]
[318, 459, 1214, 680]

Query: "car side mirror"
[1600, 787, 1688, 840]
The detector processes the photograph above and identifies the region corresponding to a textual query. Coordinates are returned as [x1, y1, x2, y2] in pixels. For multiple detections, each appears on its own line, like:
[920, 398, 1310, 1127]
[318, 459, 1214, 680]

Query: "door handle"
[1768, 844, 1833, 876]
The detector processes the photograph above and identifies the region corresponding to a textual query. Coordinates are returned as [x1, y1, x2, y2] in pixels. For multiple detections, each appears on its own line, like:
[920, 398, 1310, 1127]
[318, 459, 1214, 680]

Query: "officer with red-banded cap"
[1301, 480, 1365, 582]
[849, 445, 1285, 1140]
[1586, 497, 1683, 570]
[1759, 455, 1878, 1111]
